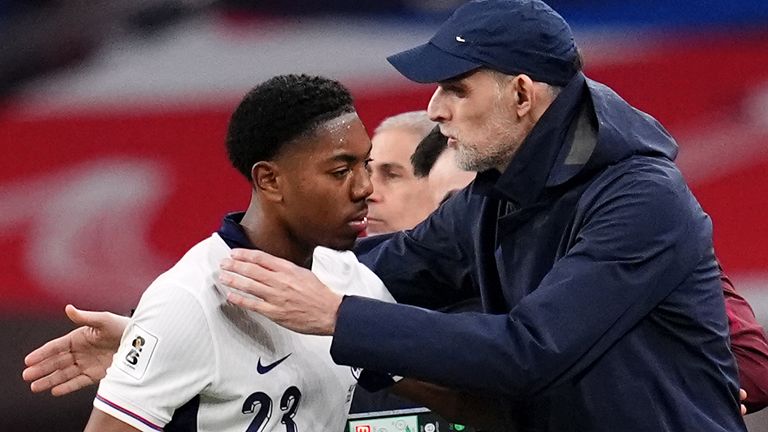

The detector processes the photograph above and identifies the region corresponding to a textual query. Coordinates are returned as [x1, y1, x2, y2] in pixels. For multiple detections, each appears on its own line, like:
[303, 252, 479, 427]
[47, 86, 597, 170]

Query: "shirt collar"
[217, 212, 256, 250]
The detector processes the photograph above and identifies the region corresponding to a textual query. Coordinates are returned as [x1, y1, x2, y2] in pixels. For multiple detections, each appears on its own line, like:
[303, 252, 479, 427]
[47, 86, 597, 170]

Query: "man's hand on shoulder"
[221, 249, 343, 336]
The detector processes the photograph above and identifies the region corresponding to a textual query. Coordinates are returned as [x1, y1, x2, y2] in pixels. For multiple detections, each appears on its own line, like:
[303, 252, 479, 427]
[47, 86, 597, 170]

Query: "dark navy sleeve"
[333, 166, 714, 395]
[354, 189, 478, 310]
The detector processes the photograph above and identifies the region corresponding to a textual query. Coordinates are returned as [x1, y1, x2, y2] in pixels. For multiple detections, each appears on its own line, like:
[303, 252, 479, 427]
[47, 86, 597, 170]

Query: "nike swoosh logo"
[257, 353, 292, 374]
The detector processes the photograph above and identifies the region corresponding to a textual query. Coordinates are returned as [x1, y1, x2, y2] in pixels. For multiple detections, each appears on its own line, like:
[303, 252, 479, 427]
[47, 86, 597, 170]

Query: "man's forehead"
[311, 112, 369, 146]
[372, 128, 422, 156]
[321, 112, 363, 134]
[284, 112, 370, 164]
[326, 141, 372, 159]
[320, 137, 372, 163]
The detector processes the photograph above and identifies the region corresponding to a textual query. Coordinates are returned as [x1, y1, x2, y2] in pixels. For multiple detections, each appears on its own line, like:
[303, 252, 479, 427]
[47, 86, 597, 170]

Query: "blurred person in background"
[365, 111, 440, 236]
[722, 270, 768, 413]
[365, 111, 476, 237]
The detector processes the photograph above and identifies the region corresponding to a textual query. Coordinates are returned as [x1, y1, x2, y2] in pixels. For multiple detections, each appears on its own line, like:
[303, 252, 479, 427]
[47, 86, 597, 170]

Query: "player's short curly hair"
[226, 74, 355, 180]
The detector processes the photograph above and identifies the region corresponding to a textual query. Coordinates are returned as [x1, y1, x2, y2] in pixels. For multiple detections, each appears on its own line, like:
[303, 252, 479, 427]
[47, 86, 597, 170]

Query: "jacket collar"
[472, 71, 679, 206]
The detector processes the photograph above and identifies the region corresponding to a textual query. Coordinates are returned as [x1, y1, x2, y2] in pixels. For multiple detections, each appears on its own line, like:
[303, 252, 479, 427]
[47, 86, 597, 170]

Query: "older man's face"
[427, 69, 527, 172]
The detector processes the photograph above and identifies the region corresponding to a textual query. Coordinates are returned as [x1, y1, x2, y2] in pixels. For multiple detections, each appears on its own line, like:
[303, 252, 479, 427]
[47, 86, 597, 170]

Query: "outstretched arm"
[22, 305, 128, 396]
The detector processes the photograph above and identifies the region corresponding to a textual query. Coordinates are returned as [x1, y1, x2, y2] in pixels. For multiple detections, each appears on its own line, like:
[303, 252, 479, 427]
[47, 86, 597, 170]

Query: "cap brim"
[387, 42, 482, 84]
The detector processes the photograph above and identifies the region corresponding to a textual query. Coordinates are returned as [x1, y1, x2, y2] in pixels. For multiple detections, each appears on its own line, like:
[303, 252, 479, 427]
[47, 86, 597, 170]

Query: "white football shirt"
[94, 233, 393, 431]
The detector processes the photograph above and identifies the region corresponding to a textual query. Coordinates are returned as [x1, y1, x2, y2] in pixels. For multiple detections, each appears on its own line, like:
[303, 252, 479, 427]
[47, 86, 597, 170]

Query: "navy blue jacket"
[338, 73, 746, 431]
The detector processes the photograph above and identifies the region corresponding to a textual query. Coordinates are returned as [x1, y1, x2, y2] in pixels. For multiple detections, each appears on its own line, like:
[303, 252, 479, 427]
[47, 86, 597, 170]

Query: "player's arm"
[22, 305, 127, 396]
[93, 282, 216, 431]
[84, 409, 141, 432]
[392, 379, 514, 431]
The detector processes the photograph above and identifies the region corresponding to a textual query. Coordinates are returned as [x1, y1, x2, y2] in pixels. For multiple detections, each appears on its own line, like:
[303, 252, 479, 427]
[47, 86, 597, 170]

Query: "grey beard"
[456, 142, 514, 172]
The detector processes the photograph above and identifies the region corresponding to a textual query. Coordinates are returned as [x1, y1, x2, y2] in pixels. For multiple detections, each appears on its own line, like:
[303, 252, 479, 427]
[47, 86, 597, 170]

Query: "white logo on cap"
[455, 36, 466, 43]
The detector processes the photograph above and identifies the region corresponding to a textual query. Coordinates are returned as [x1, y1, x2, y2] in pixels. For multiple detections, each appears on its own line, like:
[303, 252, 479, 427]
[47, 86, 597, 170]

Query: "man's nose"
[427, 87, 449, 123]
[365, 186, 381, 203]
[353, 168, 374, 201]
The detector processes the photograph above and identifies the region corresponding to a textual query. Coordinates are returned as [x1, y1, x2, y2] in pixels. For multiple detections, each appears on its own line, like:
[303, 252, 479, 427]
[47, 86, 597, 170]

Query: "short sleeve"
[94, 280, 216, 431]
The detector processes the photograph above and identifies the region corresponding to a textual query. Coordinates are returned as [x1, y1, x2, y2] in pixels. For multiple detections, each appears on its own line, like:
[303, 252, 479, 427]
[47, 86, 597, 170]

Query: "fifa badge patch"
[117, 324, 159, 380]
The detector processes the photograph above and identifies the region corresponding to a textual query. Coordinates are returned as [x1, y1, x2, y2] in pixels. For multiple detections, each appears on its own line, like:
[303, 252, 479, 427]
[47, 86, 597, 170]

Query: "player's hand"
[22, 305, 129, 396]
[740, 388, 747, 416]
[220, 249, 343, 336]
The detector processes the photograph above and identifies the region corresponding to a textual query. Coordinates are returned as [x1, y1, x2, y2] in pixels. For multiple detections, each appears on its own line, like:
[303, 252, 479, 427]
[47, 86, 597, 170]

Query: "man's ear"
[251, 161, 283, 202]
[510, 74, 535, 118]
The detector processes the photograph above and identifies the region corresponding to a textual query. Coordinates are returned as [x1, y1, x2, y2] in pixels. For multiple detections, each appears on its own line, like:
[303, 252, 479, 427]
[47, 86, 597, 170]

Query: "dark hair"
[411, 125, 449, 178]
[226, 74, 355, 180]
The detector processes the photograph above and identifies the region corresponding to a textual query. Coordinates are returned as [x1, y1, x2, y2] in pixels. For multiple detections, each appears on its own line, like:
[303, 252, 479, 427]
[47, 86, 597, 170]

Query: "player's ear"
[251, 161, 283, 202]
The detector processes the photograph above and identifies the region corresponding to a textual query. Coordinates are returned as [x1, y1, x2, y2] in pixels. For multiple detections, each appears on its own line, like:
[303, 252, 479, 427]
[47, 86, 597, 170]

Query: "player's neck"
[239, 204, 314, 268]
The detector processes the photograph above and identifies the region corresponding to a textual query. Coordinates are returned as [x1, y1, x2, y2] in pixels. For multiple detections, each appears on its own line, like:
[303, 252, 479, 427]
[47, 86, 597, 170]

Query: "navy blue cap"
[387, 0, 579, 86]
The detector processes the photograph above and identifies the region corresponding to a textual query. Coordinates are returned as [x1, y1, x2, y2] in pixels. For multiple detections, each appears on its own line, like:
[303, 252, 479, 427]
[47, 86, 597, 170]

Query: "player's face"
[427, 69, 526, 172]
[278, 112, 373, 251]
[366, 127, 435, 235]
